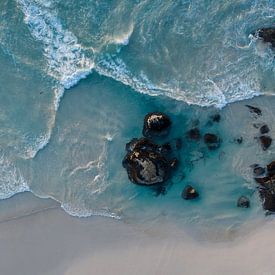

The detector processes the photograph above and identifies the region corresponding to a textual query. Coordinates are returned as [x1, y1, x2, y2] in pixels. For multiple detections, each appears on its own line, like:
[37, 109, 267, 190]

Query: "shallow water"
[0, 0, 274, 238]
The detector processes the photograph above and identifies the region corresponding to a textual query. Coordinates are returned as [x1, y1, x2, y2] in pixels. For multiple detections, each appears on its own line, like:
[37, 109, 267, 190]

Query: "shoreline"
[1, 192, 275, 275]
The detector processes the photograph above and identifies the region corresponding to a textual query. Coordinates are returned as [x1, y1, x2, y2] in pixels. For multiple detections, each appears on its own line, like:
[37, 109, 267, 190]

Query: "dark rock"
[122, 149, 170, 186]
[253, 166, 265, 177]
[187, 128, 201, 141]
[234, 137, 243, 144]
[181, 185, 199, 200]
[259, 136, 272, 151]
[204, 133, 221, 150]
[175, 138, 182, 150]
[257, 28, 275, 48]
[237, 196, 250, 208]
[142, 112, 171, 138]
[267, 161, 275, 177]
[254, 176, 271, 186]
[259, 187, 275, 212]
[211, 113, 221, 123]
[260, 125, 270, 134]
[245, 105, 262, 116]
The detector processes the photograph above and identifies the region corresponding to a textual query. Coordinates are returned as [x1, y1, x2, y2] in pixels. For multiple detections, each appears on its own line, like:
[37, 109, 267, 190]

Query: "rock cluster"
[254, 161, 275, 212]
[123, 113, 178, 187]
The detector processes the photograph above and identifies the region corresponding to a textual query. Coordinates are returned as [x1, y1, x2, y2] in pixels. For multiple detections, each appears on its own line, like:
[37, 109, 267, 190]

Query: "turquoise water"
[0, 0, 274, 233]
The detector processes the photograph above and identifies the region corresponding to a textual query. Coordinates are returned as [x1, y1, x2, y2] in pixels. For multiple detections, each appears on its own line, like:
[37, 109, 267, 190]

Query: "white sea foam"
[0, 155, 29, 200]
[96, 54, 262, 108]
[17, 0, 95, 89]
[60, 202, 121, 219]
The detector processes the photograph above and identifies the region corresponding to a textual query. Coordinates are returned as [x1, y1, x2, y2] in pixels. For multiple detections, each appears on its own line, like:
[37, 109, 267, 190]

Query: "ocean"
[0, 0, 274, 236]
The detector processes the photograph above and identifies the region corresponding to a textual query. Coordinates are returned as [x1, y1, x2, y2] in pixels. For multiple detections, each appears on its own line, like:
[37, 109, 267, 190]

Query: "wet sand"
[0, 192, 275, 275]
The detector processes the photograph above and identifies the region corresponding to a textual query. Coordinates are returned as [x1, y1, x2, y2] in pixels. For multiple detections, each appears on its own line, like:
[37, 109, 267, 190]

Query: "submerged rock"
[260, 124, 270, 134]
[237, 196, 250, 208]
[181, 185, 199, 200]
[259, 135, 272, 151]
[187, 128, 201, 141]
[257, 28, 275, 48]
[245, 105, 262, 116]
[204, 133, 221, 150]
[143, 112, 171, 138]
[210, 113, 221, 123]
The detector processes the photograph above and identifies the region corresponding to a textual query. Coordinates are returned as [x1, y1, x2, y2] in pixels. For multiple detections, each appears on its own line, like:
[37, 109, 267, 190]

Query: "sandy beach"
[0, 192, 274, 275]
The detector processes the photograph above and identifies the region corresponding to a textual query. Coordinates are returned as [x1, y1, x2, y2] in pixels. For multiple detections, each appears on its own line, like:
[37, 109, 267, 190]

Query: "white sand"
[0, 192, 275, 275]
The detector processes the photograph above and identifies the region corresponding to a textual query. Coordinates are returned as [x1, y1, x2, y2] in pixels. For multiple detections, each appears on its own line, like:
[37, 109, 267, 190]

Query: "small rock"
[253, 166, 266, 177]
[204, 133, 221, 150]
[181, 185, 199, 200]
[211, 113, 221, 122]
[187, 128, 201, 141]
[259, 135, 272, 151]
[234, 137, 243, 144]
[260, 125, 270, 134]
[245, 105, 262, 116]
[237, 196, 250, 208]
[143, 112, 171, 138]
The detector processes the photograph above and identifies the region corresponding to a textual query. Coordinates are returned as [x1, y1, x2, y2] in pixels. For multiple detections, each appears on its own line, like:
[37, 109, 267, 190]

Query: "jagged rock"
[260, 125, 270, 134]
[187, 128, 201, 141]
[237, 196, 250, 208]
[254, 176, 271, 186]
[122, 149, 170, 186]
[259, 187, 275, 212]
[257, 28, 275, 48]
[267, 161, 275, 177]
[204, 133, 221, 150]
[142, 112, 171, 138]
[181, 185, 199, 200]
[259, 135, 272, 151]
[245, 105, 262, 116]
[254, 160, 275, 212]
